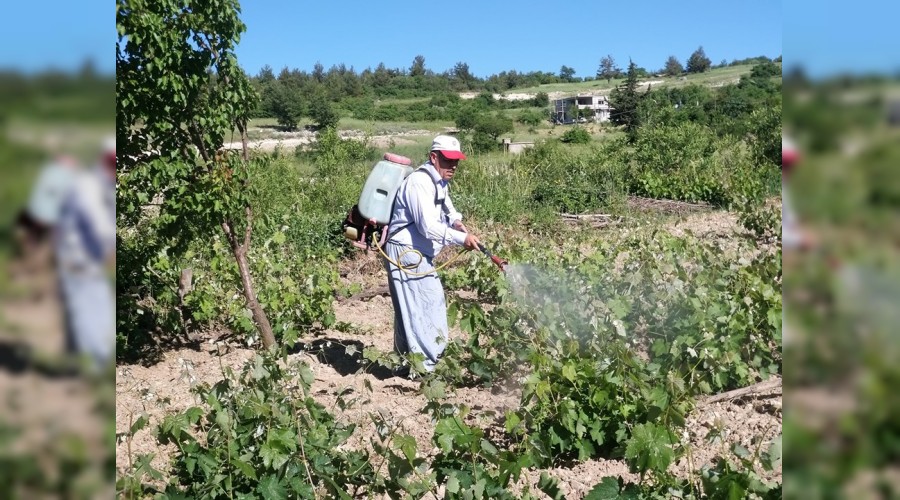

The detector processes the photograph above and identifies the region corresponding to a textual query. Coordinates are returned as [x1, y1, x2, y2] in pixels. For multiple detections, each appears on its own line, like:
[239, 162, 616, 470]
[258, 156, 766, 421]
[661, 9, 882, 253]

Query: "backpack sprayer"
[342, 152, 507, 275]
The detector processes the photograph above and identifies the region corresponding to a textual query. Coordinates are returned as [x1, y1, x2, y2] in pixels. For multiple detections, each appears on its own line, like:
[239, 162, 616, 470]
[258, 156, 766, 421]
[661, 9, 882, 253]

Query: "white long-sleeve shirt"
[782, 183, 801, 250]
[55, 167, 116, 276]
[386, 161, 465, 258]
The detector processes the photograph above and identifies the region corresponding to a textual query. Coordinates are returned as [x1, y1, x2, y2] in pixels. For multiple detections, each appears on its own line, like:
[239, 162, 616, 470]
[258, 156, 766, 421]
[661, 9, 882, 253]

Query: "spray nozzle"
[477, 243, 508, 272]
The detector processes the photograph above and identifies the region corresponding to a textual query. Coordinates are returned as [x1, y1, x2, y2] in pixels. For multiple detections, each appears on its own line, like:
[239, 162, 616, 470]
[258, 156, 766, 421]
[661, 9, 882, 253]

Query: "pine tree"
[596, 55, 620, 83]
[663, 55, 683, 77]
[686, 46, 712, 73]
[609, 59, 643, 140]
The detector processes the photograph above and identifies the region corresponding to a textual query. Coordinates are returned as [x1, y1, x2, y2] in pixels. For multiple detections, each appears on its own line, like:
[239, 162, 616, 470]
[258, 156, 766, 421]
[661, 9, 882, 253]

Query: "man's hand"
[453, 220, 468, 233]
[463, 233, 481, 251]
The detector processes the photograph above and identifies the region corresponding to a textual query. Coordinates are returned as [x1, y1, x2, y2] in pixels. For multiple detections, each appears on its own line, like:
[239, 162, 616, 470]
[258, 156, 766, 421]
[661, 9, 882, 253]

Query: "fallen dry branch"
[701, 378, 782, 406]
[559, 213, 623, 228]
[337, 285, 390, 303]
[559, 212, 616, 220]
[627, 196, 713, 214]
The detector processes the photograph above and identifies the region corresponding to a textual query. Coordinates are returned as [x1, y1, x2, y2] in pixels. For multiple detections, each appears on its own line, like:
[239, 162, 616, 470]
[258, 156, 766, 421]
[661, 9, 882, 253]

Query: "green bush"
[629, 122, 764, 206]
[560, 127, 591, 144]
[155, 352, 375, 498]
[517, 109, 545, 128]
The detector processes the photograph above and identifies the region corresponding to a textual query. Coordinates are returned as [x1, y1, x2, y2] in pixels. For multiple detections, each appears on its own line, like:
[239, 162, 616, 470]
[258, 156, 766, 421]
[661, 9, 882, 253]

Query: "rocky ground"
[113, 210, 782, 498]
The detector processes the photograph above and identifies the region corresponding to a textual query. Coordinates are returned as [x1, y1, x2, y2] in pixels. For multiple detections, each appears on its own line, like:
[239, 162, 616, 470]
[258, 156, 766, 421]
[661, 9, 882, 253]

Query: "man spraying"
[55, 137, 116, 372]
[382, 135, 481, 375]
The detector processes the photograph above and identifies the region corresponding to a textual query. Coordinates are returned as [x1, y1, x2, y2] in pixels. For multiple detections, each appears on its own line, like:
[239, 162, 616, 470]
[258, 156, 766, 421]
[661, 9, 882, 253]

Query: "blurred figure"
[12, 153, 79, 275]
[55, 137, 115, 372]
[781, 135, 816, 252]
[782, 135, 816, 350]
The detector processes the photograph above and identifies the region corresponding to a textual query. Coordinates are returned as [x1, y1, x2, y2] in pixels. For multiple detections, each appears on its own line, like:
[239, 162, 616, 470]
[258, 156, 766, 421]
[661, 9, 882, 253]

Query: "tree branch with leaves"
[116, 0, 277, 348]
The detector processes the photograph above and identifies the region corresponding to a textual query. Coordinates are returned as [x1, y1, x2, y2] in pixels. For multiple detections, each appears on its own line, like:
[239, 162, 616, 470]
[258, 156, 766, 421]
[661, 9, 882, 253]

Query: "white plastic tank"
[358, 153, 413, 225]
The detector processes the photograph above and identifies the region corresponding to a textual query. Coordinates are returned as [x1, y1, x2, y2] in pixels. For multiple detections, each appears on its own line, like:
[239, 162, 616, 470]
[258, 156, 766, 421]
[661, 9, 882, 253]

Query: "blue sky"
[784, 1, 900, 78]
[3, 1, 112, 73]
[3, 1, 898, 79]
[236, 0, 783, 78]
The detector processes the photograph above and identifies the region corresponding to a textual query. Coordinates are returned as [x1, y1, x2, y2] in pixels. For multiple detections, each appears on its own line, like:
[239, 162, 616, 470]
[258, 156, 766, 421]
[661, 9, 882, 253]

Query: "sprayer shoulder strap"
[387, 169, 448, 240]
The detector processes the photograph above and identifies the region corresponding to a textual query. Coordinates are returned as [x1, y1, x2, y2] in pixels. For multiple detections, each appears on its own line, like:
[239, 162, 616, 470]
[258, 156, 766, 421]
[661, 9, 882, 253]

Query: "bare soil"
[0, 262, 113, 498]
[114, 210, 781, 498]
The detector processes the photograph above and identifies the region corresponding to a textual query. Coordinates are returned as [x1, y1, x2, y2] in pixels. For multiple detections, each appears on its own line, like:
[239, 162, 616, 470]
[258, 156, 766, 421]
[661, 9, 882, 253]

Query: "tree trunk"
[222, 214, 276, 349]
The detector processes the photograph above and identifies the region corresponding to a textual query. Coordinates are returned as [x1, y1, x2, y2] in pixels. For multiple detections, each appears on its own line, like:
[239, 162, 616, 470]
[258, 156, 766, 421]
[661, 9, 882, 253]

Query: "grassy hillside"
[508, 64, 757, 96]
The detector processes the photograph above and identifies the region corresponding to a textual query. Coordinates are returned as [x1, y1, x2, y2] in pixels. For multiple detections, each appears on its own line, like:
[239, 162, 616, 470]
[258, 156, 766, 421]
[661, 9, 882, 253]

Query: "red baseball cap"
[431, 135, 467, 160]
[782, 137, 799, 168]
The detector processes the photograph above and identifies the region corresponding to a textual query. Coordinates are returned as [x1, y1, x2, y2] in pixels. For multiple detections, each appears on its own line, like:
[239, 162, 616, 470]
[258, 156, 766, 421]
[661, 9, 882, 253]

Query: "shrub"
[560, 127, 591, 144]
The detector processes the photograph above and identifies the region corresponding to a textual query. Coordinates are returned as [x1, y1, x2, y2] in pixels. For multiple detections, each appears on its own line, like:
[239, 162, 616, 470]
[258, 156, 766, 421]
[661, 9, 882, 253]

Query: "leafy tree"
[117, 0, 277, 348]
[531, 92, 549, 107]
[663, 56, 683, 77]
[686, 46, 712, 73]
[451, 61, 475, 90]
[410, 55, 426, 77]
[470, 113, 514, 153]
[597, 55, 621, 83]
[264, 81, 304, 130]
[609, 59, 645, 140]
[312, 61, 325, 83]
[454, 105, 479, 133]
[751, 61, 782, 79]
[308, 88, 340, 130]
[517, 109, 544, 128]
[559, 65, 577, 82]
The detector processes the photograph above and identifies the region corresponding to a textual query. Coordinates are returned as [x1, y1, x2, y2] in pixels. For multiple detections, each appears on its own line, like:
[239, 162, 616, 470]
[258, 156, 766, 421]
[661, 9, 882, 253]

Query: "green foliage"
[115, 231, 184, 361]
[629, 122, 767, 206]
[750, 61, 782, 79]
[625, 423, 677, 477]
[559, 65, 577, 82]
[526, 139, 627, 214]
[431, 415, 531, 498]
[156, 351, 375, 498]
[597, 55, 621, 83]
[309, 95, 341, 130]
[610, 60, 645, 139]
[748, 105, 783, 172]
[560, 126, 592, 144]
[517, 109, 546, 128]
[466, 113, 515, 153]
[188, 233, 338, 343]
[687, 46, 712, 74]
[306, 127, 377, 176]
[739, 201, 782, 244]
[1, 418, 112, 498]
[262, 80, 305, 130]
[117, 0, 278, 346]
[117, 0, 257, 168]
[663, 55, 684, 77]
[518, 348, 687, 465]
[531, 92, 550, 107]
[699, 438, 782, 499]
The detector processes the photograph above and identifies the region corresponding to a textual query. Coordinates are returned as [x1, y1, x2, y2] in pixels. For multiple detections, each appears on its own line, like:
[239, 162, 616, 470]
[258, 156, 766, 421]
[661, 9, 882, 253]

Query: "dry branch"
[701, 378, 782, 406]
[337, 285, 390, 303]
[559, 212, 622, 228]
[627, 196, 713, 214]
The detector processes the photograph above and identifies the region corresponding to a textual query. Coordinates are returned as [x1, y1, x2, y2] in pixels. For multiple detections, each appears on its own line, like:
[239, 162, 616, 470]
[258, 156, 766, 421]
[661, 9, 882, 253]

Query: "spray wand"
[477, 243, 508, 272]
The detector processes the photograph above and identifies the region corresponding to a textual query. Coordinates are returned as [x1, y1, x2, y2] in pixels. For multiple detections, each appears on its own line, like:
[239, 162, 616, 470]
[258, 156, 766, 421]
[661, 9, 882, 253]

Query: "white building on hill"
[552, 95, 612, 124]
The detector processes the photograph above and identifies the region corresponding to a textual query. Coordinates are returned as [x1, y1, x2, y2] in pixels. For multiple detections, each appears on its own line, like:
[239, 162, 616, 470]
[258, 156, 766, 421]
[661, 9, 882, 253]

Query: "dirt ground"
[0, 261, 113, 498]
[114, 210, 782, 498]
